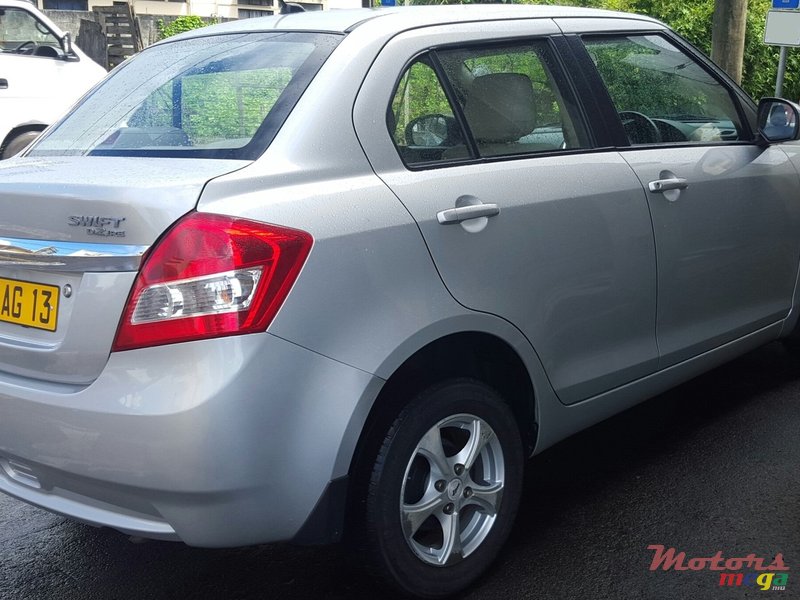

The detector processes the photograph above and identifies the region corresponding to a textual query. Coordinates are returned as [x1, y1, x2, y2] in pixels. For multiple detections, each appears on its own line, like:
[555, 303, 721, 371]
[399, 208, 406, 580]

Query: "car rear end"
[0, 22, 384, 546]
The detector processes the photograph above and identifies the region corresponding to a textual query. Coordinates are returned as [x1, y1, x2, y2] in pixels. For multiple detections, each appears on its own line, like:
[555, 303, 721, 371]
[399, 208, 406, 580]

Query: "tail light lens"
[112, 212, 312, 351]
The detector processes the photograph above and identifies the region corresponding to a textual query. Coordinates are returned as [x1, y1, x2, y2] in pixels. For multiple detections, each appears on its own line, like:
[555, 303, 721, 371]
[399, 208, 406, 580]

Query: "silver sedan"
[0, 5, 798, 597]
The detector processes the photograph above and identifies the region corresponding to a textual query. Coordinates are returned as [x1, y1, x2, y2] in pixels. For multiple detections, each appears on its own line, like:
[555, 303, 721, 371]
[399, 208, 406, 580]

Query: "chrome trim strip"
[0, 237, 148, 272]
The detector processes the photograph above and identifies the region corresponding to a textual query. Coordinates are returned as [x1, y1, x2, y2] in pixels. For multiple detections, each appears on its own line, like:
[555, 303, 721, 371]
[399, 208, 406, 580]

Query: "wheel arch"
[340, 326, 540, 541]
[1, 124, 46, 157]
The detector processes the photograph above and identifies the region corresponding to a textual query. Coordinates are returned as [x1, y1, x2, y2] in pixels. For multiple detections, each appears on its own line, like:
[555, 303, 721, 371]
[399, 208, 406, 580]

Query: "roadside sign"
[765, 9, 800, 45]
[774, 0, 800, 8]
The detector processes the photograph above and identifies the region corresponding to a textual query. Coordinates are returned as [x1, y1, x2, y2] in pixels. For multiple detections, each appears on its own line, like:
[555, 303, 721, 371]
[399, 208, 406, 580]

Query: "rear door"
[354, 20, 659, 405]
[567, 26, 800, 367]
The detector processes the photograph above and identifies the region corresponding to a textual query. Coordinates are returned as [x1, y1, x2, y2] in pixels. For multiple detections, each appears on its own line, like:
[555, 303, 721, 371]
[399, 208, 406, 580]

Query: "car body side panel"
[534, 320, 783, 452]
[0, 54, 100, 143]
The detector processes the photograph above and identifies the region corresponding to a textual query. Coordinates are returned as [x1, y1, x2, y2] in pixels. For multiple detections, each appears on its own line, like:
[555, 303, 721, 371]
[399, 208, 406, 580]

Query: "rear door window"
[436, 43, 588, 157]
[388, 40, 589, 167]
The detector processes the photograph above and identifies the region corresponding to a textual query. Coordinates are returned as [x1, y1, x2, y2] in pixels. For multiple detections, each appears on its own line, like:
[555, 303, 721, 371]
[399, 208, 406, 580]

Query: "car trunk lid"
[0, 156, 246, 385]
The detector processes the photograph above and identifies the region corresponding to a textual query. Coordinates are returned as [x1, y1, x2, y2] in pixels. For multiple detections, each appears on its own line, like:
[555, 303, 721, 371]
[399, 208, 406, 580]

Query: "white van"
[0, 0, 106, 158]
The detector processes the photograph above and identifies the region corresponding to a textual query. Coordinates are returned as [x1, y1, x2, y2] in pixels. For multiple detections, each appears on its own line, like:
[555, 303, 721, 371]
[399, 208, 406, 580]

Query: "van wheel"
[365, 379, 523, 598]
[2, 130, 41, 159]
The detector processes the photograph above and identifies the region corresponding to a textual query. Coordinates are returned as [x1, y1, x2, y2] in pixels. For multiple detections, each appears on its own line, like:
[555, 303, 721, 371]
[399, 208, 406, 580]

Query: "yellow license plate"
[0, 277, 59, 332]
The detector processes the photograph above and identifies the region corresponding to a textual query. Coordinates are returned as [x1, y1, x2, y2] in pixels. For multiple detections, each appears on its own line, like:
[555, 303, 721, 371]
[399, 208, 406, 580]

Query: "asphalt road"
[1, 342, 798, 600]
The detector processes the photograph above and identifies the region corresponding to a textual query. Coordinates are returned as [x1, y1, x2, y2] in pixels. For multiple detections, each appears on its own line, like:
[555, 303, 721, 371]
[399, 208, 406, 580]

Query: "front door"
[581, 33, 800, 366]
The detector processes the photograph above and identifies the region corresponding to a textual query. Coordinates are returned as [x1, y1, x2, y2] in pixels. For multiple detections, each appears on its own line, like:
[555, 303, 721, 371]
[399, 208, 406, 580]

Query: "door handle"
[437, 203, 500, 224]
[648, 177, 688, 193]
[0, 79, 8, 90]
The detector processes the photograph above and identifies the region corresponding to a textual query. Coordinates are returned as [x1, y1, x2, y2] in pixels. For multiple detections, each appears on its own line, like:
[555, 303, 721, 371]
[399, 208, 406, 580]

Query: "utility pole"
[711, 0, 748, 84]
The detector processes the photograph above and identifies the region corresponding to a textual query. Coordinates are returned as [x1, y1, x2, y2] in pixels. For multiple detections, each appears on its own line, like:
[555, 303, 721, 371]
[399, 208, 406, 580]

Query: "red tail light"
[112, 212, 312, 351]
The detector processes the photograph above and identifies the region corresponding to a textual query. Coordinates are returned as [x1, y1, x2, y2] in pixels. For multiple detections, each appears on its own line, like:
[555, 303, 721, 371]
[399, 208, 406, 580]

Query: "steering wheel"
[13, 41, 38, 55]
[619, 110, 661, 145]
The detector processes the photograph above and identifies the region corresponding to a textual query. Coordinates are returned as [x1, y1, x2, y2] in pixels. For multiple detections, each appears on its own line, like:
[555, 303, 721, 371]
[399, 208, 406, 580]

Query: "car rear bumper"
[0, 332, 380, 547]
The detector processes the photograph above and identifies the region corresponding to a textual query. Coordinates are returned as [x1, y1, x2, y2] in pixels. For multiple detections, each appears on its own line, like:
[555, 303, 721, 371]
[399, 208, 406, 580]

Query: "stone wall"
[45, 9, 88, 34]
[45, 10, 107, 68]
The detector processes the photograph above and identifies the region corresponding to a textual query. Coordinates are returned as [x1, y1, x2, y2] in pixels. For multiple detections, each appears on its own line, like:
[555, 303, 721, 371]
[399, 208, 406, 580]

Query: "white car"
[0, 0, 106, 158]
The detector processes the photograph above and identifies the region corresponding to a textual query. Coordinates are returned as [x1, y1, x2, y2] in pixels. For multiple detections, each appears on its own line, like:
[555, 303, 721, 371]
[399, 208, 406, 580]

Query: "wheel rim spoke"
[415, 426, 450, 479]
[464, 480, 503, 516]
[452, 417, 495, 471]
[436, 511, 463, 565]
[402, 491, 446, 537]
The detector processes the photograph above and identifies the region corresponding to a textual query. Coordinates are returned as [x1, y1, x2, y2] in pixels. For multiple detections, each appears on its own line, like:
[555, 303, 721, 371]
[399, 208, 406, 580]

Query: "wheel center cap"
[446, 478, 462, 499]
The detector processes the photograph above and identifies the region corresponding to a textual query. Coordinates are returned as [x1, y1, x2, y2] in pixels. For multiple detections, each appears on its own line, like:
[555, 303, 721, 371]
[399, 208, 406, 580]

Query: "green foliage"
[392, 61, 452, 139]
[157, 15, 217, 40]
[586, 37, 704, 116]
[182, 69, 290, 143]
[130, 68, 292, 145]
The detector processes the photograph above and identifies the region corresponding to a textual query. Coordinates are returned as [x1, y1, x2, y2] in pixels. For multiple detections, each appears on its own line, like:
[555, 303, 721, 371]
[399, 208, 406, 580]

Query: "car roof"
[166, 5, 661, 41]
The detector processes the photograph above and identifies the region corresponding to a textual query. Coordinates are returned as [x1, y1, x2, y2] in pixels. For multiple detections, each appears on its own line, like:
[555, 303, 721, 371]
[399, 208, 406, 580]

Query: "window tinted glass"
[584, 35, 746, 145]
[30, 32, 340, 159]
[389, 58, 468, 166]
[437, 43, 588, 157]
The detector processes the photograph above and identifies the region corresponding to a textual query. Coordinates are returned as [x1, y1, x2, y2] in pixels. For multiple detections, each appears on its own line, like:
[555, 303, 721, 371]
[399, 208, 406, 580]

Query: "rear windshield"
[29, 31, 341, 160]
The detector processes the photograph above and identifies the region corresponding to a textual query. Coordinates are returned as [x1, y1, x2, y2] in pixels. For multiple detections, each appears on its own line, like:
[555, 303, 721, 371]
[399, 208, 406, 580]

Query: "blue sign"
[774, 0, 800, 9]
[381, 0, 396, 5]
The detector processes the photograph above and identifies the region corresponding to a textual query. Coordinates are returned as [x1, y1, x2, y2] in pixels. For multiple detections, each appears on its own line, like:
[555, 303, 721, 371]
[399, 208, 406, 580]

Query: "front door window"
[584, 35, 747, 145]
[0, 8, 61, 58]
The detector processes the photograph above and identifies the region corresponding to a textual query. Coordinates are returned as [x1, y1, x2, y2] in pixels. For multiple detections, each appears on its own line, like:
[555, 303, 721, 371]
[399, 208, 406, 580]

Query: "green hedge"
[157, 16, 218, 40]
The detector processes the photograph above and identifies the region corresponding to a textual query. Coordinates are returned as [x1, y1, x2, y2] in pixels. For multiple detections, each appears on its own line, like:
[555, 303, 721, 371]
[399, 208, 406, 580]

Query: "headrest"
[463, 73, 536, 143]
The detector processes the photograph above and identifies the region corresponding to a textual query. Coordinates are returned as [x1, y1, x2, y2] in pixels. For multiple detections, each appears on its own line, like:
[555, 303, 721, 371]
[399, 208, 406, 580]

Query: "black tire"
[365, 378, 524, 598]
[2, 130, 41, 159]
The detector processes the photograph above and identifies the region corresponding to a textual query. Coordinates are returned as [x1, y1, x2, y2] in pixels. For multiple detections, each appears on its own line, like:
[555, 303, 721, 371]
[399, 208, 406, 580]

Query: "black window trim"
[572, 30, 757, 150]
[428, 51, 479, 160]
